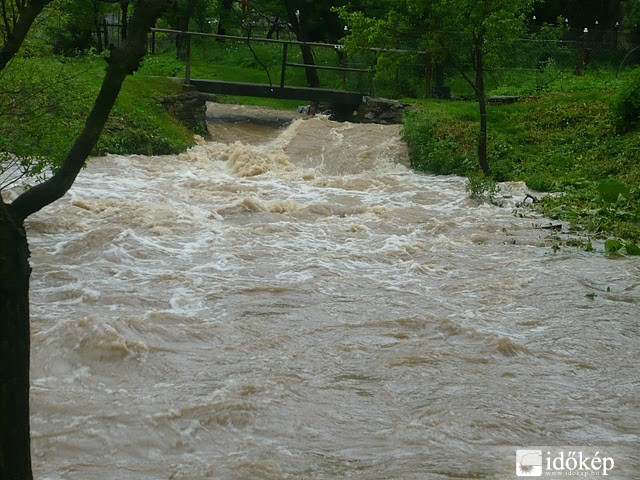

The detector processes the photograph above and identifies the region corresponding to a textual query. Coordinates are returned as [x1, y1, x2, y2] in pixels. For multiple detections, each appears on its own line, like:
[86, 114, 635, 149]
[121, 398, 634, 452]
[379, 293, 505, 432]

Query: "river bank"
[2, 55, 638, 244]
[0, 56, 195, 165]
[404, 90, 640, 245]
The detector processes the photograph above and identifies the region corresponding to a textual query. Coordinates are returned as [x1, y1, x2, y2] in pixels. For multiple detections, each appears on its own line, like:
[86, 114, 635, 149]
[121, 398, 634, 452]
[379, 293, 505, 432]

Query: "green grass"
[4, 46, 638, 245]
[403, 74, 640, 243]
[0, 54, 194, 172]
[98, 73, 194, 155]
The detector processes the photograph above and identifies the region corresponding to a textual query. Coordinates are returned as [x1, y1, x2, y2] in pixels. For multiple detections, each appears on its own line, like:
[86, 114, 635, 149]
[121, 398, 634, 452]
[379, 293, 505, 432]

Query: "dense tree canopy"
[535, 0, 622, 28]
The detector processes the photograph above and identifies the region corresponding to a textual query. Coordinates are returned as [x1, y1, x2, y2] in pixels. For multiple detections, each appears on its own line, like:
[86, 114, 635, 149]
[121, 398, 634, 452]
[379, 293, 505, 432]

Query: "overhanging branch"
[9, 0, 170, 221]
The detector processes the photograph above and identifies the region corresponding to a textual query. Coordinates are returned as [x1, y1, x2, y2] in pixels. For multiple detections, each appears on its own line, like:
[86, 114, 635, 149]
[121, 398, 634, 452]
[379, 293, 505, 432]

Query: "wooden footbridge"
[151, 29, 376, 106]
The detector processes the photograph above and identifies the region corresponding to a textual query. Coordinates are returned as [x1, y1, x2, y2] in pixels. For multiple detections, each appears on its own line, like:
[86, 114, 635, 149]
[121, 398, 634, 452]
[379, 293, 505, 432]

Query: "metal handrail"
[151, 28, 379, 95]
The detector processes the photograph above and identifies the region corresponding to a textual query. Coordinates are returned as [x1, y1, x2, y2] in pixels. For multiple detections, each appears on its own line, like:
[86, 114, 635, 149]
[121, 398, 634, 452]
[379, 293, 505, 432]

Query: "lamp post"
[578, 27, 589, 75]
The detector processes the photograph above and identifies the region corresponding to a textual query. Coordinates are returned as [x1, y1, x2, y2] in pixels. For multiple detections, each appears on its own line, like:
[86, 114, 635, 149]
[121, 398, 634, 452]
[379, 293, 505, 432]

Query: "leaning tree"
[0, 0, 169, 477]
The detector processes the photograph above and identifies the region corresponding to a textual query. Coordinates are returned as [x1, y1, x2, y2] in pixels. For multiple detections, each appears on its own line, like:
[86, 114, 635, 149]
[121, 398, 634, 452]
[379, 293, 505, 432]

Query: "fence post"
[280, 42, 288, 88]
[341, 51, 347, 89]
[185, 33, 191, 86]
[425, 52, 432, 98]
[151, 30, 156, 54]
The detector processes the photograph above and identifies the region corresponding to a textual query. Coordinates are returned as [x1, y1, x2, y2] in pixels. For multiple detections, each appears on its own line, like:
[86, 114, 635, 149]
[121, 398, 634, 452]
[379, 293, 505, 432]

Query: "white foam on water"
[24, 108, 640, 479]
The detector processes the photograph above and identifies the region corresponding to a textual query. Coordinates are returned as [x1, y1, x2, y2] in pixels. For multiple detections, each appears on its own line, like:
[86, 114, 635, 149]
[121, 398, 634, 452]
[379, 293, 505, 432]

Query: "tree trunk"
[474, 33, 489, 175]
[175, 0, 194, 60]
[1, 1, 169, 478]
[266, 16, 279, 39]
[103, 18, 109, 50]
[216, 0, 233, 40]
[282, 0, 320, 88]
[176, 17, 187, 59]
[93, 0, 103, 53]
[425, 51, 432, 99]
[121, 0, 129, 40]
[0, 201, 33, 480]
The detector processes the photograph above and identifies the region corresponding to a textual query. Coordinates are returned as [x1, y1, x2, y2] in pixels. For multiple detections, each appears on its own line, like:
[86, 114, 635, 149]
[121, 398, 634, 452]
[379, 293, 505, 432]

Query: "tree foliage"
[623, 0, 640, 26]
[338, 0, 537, 173]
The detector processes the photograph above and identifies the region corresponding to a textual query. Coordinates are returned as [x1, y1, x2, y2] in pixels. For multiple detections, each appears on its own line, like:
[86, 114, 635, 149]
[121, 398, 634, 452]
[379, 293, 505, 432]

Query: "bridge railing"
[150, 28, 377, 96]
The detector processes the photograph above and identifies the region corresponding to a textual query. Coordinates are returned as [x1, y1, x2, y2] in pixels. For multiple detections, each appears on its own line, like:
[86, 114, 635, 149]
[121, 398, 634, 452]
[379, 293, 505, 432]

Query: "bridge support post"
[280, 42, 288, 88]
[184, 32, 191, 86]
[369, 71, 376, 97]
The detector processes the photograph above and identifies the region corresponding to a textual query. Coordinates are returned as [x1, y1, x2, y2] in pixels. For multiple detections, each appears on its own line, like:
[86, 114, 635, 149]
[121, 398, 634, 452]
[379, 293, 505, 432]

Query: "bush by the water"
[402, 109, 474, 175]
[612, 67, 640, 133]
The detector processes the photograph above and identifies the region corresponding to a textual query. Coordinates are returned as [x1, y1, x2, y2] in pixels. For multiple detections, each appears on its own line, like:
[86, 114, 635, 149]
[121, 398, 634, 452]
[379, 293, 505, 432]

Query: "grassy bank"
[403, 70, 640, 245]
[4, 51, 638, 246]
[0, 55, 194, 170]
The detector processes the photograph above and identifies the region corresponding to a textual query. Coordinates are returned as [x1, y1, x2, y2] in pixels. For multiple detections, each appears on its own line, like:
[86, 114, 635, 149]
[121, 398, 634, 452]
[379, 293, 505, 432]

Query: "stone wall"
[161, 91, 217, 134]
[315, 96, 410, 124]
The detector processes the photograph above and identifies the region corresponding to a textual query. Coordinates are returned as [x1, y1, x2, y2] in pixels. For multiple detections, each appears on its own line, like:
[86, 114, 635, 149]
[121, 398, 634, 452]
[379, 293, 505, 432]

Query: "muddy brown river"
[26, 105, 639, 479]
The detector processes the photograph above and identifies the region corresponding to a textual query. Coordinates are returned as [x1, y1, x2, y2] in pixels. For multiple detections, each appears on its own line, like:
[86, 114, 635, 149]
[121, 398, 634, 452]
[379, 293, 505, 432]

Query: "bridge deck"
[189, 79, 365, 105]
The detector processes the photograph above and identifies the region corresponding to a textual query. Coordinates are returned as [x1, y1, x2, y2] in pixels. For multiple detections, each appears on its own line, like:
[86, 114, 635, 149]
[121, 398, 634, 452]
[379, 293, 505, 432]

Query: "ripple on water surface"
[25, 107, 640, 479]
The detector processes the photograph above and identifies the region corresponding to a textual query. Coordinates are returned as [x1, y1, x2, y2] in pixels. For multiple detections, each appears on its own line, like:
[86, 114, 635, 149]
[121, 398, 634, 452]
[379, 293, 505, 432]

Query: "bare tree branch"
[0, 0, 53, 72]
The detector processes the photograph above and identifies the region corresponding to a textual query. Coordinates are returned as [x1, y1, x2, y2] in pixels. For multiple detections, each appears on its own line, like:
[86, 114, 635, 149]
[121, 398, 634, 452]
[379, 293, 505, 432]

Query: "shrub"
[612, 67, 640, 133]
[402, 109, 471, 175]
[466, 172, 500, 204]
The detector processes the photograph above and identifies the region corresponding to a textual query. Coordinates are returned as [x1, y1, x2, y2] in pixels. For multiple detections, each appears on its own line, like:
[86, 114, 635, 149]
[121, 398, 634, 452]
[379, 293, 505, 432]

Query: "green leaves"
[605, 238, 640, 256]
[604, 238, 624, 253]
[612, 66, 640, 133]
[466, 171, 500, 204]
[597, 179, 631, 204]
[625, 242, 640, 255]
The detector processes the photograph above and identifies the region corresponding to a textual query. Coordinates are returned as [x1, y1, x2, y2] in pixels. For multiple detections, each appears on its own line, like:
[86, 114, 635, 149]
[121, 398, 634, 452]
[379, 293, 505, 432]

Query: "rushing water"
[25, 105, 639, 479]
